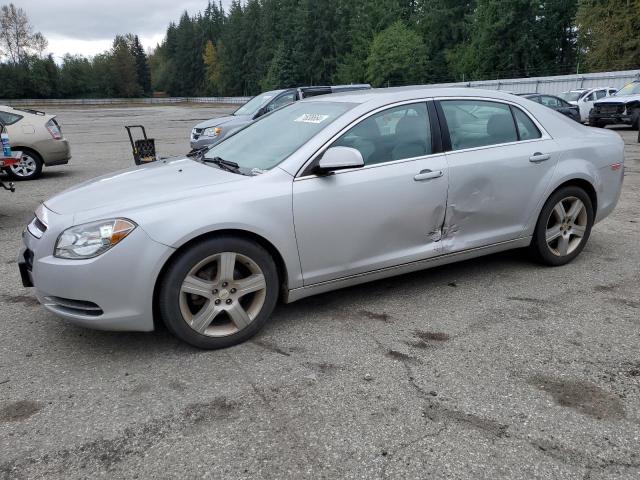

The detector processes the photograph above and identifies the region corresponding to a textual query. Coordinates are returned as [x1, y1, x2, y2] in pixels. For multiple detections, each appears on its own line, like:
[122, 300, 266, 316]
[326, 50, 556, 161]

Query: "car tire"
[530, 186, 594, 267]
[632, 111, 640, 130]
[7, 150, 43, 180]
[588, 118, 604, 128]
[158, 236, 279, 349]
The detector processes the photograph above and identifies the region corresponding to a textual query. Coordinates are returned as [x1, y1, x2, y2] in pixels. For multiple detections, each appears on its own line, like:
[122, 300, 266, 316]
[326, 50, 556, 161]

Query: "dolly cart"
[125, 125, 157, 165]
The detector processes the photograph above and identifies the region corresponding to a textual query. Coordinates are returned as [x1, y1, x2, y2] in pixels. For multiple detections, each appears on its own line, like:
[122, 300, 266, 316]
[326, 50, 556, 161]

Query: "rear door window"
[440, 100, 518, 151]
[0, 111, 23, 125]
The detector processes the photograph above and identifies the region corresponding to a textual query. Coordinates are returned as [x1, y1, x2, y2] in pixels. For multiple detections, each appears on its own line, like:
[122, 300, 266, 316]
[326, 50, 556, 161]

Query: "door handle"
[529, 152, 551, 163]
[414, 169, 443, 181]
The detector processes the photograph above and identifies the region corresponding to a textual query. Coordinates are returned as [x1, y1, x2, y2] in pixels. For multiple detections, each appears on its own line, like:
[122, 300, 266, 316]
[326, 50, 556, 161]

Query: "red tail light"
[611, 163, 623, 171]
[45, 119, 62, 140]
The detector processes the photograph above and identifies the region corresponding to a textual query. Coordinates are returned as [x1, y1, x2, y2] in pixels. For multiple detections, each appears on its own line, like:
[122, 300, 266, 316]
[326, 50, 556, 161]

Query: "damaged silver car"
[19, 87, 625, 349]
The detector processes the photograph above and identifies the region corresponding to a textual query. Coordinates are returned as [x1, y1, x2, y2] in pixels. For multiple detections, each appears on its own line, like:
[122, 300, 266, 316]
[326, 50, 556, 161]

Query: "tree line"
[0, 4, 151, 98]
[1, 1, 640, 99]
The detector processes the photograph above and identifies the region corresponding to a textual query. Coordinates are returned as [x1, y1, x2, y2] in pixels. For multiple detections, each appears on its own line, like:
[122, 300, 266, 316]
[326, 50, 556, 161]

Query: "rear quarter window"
[0, 111, 23, 125]
[511, 107, 542, 141]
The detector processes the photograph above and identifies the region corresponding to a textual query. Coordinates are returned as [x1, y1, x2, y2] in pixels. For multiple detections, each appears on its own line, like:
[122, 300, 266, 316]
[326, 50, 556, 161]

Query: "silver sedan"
[18, 87, 625, 349]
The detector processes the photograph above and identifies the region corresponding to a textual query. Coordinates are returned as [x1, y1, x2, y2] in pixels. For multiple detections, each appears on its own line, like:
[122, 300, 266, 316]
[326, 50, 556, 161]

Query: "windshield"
[615, 82, 640, 96]
[233, 91, 281, 116]
[558, 91, 585, 102]
[204, 101, 353, 172]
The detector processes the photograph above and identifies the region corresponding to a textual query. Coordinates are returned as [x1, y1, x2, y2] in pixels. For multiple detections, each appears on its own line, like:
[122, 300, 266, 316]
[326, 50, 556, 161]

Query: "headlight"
[55, 219, 136, 259]
[203, 127, 223, 137]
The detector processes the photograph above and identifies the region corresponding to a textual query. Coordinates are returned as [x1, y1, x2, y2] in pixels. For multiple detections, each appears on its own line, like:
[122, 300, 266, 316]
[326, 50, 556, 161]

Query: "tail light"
[45, 119, 62, 140]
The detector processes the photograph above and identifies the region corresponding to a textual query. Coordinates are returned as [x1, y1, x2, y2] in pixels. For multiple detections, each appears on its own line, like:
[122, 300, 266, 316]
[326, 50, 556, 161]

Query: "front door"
[293, 102, 449, 286]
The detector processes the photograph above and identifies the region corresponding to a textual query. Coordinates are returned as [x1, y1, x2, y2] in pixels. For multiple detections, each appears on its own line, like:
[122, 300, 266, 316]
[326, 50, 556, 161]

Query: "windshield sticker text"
[295, 114, 330, 124]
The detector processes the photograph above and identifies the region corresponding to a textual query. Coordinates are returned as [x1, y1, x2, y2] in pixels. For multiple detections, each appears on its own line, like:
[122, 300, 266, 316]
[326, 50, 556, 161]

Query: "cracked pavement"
[1, 105, 639, 479]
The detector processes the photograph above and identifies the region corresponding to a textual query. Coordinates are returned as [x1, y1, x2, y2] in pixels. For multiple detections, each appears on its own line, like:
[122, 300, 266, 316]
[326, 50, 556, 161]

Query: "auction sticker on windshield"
[295, 114, 330, 124]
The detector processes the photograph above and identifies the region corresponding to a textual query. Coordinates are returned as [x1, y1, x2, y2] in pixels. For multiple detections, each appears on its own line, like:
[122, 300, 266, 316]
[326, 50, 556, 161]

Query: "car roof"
[303, 86, 538, 108]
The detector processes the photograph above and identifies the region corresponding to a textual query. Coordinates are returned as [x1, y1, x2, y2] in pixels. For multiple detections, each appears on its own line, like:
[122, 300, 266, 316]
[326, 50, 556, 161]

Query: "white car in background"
[559, 87, 617, 123]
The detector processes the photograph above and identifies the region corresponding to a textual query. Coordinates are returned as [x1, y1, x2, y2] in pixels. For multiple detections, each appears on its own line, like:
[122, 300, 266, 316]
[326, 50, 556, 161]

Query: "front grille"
[192, 128, 203, 140]
[44, 296, 103, 316]
[596, 103, 625, 115]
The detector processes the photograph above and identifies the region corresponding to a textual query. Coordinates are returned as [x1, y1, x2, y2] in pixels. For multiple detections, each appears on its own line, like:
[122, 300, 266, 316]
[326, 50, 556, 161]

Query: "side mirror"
[316, 147, 364, 174]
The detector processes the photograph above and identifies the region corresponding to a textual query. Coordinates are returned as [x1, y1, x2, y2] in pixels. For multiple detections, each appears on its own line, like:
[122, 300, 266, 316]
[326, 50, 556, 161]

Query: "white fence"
[0, 96, 252, 107]
[429, 69, 640, 95]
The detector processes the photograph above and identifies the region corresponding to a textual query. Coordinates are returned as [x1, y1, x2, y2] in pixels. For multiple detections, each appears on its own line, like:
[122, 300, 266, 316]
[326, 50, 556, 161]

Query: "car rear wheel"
[7, 150, 43, 180]
[158, 236, 279, 349]
[530, 186, 594, 266]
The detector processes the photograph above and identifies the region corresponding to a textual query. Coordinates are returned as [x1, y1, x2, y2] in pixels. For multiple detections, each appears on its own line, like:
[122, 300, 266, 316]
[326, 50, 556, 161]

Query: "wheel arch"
[548, 178, 598, 214]
[10, 145, 43, 161]
[152, 228, 289, 329]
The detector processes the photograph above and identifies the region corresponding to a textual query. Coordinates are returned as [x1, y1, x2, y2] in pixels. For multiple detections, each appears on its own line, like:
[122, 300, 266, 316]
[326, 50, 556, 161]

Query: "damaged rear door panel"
[436, 98, 561, 253]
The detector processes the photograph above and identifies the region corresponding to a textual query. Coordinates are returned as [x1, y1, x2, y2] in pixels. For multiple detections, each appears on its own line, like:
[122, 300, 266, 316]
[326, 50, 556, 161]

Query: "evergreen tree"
[131, 35, 152, 95]
[449, 0, 542, 80]
[111, 35, 141, 97]
[576, 0, 640, 71]
[366, 21, 427, 87]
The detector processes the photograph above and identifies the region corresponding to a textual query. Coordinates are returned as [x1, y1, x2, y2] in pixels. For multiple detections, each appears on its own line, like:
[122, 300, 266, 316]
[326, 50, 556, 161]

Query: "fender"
[524, 157, 598, 237]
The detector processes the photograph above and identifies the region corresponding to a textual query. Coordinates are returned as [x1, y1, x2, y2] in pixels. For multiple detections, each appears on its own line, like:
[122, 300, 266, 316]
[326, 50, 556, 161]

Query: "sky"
[16, 0, 232, 59]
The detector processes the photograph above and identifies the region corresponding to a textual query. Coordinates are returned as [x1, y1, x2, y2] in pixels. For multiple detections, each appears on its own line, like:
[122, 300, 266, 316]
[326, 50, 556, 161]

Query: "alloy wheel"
[9, 154, 37, 178]
[179, 252, 267, 337]
[545, 196, 588, 257]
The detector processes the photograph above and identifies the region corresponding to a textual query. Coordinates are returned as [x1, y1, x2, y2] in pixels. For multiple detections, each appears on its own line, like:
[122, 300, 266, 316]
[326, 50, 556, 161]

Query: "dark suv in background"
[190, 84, 371, 149]
[589, 80, 640, 129]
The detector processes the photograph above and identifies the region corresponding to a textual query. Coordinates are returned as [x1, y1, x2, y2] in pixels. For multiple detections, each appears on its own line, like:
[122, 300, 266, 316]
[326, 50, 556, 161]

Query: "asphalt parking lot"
[1, 105, 639, 479]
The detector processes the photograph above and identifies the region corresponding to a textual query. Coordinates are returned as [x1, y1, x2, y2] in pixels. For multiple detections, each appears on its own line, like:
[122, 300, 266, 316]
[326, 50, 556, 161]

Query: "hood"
[194, 114, 253, 129]
[45, 157, 242, 217]
[595, 94, 640, 105]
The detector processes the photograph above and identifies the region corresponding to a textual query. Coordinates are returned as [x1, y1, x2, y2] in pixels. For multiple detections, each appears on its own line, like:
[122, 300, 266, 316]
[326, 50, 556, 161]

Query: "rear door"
[436, 98, 560, 252]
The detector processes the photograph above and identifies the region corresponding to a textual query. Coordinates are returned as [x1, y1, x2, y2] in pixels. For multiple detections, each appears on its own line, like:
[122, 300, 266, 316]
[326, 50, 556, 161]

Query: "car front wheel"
[7, 150, 43, 180]
[158, 236, 279, 349]
[530, 186, 594, 266]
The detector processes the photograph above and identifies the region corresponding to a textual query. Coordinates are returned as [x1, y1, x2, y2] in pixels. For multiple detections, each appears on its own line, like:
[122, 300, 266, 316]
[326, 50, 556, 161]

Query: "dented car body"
[19, 87, 624, 346]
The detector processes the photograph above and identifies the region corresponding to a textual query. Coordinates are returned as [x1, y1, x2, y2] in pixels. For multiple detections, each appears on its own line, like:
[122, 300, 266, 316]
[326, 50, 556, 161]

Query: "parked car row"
[558, 87, 618, 122]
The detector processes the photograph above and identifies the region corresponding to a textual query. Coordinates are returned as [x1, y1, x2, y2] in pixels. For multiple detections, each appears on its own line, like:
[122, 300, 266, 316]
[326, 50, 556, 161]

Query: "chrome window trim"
[295, 95, 551, 179]
[295, 98, 437, 180]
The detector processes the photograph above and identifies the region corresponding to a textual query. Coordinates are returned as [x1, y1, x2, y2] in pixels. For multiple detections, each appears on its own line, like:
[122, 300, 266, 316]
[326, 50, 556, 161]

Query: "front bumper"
[18, 211, 174, 332]
[33, 138, 71, 166]
[589, 113, 633, 126]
